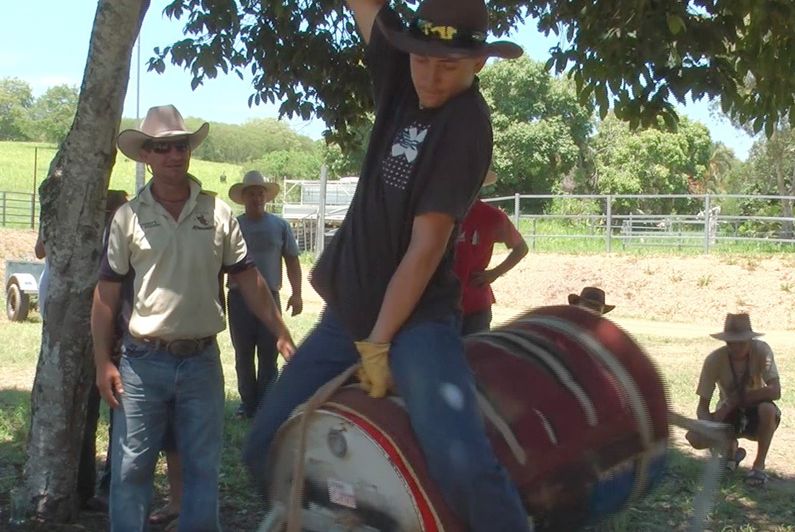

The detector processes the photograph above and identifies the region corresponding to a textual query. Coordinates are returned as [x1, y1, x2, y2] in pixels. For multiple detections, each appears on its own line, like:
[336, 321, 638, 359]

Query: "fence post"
[1, 192, 5, 227]
[532, 218, 537, 252]
[703, 194, 711, 254]
[513, 193, 520, 228]
[605, 195, 612, 253]
[315, 165, 328, 254]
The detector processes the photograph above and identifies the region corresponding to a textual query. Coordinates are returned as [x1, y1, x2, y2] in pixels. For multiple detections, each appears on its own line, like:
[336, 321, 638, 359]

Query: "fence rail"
[0, 192, 36, 229]
[4, 191, 795, 253]
[483, 193, 795, 253]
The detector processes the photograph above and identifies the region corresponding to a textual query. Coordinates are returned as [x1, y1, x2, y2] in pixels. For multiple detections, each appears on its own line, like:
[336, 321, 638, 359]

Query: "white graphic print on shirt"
[382, 122, 429, 190]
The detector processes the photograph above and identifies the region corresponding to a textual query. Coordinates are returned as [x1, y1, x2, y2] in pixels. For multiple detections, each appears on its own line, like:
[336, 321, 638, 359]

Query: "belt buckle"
[168, 339, 200, 357]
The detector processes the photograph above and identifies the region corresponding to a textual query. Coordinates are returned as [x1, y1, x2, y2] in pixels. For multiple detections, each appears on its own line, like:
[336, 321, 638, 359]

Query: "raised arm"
[345, 0, 388, 43]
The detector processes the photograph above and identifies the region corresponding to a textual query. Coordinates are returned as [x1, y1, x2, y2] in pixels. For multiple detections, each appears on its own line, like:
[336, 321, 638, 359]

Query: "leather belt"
[131, 335, 215, 357]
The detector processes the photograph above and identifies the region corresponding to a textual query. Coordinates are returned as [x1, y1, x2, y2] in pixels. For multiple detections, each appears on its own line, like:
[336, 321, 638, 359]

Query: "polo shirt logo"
[140, 220, 160, 229]
[193, 213, 215, 230]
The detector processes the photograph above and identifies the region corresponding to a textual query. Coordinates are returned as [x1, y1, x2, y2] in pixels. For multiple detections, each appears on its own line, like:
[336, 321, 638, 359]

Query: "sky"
[1, 1, 757, 160]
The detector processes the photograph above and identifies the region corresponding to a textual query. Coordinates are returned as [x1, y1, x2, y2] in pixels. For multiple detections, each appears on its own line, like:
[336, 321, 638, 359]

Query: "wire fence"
[483, 193, 795, 253]
[4, 191, 795, 254]
[0, 192, 38, 229]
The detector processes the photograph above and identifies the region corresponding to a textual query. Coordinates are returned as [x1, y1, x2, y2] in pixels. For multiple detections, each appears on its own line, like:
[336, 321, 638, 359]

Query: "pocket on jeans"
[122, 341, 152, 359]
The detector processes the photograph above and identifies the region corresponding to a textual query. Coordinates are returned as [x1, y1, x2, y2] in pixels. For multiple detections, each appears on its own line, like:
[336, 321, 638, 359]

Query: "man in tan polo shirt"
[91, 105, 296, 531]
[685, 313, 781, 487]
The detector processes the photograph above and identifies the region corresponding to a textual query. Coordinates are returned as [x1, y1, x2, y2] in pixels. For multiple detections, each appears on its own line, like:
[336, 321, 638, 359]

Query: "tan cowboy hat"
[710, 313, 764, 342]
[377, 0, 522, 60]
[483, 170, 497, 187]
[228, 171, 280, 205]
[568, 286, 614, 314]
[117, 105, 209, 162]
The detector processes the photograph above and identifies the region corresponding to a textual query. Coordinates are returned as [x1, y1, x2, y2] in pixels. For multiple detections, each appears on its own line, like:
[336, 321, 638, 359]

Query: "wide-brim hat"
[710, 313, 763, 342]
[568, 286, 614, 314]
[377, 0, 523, 60]
[229, 170, 280, 205]
[118, 105, 209, 162]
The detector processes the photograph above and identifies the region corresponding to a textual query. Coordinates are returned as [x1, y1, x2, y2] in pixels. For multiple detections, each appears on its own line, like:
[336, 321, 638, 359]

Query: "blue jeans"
[228, 289, 281, 415]
[110, 337, 224, 532]
[243, 310, 530, 532]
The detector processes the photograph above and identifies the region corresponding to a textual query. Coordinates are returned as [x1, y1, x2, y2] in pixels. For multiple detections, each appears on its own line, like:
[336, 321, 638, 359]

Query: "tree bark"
[23, 0, 150, 522]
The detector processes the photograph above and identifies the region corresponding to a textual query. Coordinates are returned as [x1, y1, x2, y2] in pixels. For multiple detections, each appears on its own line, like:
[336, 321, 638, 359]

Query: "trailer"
[5, 260, 45, 321]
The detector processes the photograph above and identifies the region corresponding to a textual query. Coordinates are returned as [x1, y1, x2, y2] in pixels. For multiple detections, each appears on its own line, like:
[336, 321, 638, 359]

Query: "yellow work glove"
[354, 341, 392, 399]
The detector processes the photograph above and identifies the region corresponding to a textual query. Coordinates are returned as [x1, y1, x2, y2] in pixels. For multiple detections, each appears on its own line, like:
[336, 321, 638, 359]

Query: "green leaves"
[150, 0, 795, 145]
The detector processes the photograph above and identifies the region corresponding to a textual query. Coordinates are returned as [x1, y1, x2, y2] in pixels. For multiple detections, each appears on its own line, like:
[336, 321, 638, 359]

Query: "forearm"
[697, 403, 713, 421]
[743, 384, 781, 404]
[489, 241, 528, 278]
[91, 284, 120, 366]
[369, 251, 439, 343]
[285, 257, 302, 297]
[235, 269, 289, 337]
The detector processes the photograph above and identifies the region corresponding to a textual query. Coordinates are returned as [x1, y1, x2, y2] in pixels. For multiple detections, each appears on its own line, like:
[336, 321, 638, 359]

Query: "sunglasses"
[144, 140, 190, 154]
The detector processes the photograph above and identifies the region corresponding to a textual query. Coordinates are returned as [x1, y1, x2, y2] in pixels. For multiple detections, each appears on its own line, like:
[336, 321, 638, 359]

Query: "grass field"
[0, 141, 246, 197]
[1, 296, 794, 530]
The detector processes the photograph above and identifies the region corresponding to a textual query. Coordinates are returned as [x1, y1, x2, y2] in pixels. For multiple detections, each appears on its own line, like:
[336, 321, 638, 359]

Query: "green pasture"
[0, 141, 245, 198]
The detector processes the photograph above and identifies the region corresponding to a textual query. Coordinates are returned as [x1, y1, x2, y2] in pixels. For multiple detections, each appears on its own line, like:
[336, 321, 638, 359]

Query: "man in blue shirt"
[228, 170, 303, 418]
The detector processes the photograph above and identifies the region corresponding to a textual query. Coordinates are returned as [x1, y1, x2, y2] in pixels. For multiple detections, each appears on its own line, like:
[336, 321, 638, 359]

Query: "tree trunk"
[23, 0, 150, 522]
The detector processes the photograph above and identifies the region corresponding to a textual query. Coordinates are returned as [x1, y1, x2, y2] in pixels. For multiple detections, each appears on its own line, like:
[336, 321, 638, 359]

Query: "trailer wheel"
[6, 282, 30, 322]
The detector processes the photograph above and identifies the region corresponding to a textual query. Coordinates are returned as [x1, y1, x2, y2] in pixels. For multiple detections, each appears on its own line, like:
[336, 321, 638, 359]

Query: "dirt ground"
[491, 251, 795, 332]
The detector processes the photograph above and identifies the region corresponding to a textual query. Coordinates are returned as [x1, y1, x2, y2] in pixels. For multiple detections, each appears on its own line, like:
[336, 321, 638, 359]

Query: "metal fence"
[0, 192, 37, 229]
[483, 194, 795, 253]
[4, 191, 794, 253]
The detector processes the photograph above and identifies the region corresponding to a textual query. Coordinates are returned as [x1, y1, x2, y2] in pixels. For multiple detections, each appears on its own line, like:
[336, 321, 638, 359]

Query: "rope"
[667, 411, 732, 532]
[286, 363, 360, 532]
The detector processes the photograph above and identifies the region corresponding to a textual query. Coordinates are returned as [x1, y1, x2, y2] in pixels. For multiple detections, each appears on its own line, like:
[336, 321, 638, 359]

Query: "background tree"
[479, 56, 593, 207]
[151, 0, 795, 145]
[590, 114, 712, 214]
[23, 0, 150, 522]
[0, 77, 34, 141]
[743, 127, 795, 237]
[26, 84, 79, 144]
[698, 142, 740, 194]
[248, 145, 325, 181]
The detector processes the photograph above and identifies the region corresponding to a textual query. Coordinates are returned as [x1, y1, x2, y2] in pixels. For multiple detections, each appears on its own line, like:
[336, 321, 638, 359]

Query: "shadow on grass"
[0, 388, 266, 531]
[3, 387, 794, 531]
[590, 446, 795, 532]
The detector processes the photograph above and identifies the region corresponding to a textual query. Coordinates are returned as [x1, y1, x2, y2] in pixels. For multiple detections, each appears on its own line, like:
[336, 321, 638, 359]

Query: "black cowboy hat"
[568, 287, 615, 314]
[377, 0, 523, 60]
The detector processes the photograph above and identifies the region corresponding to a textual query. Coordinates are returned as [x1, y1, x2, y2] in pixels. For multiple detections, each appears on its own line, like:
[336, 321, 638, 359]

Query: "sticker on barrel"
[328, 478, 357, 509]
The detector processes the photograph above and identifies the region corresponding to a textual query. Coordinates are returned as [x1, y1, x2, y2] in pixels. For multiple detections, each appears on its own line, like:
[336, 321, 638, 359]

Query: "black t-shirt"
[310, 7, 493, 339]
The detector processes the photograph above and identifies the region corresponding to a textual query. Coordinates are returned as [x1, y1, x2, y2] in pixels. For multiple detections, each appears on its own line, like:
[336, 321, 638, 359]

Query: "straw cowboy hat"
[228, 171, 280, 205]
[377, 0, 523, 60]
[568, 287, 615, 314]
[117, 105, 209, 162]
[710, 313, 764, 342]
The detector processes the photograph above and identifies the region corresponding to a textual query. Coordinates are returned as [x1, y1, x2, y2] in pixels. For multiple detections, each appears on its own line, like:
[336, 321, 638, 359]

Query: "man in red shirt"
[454, 171, 528, 334]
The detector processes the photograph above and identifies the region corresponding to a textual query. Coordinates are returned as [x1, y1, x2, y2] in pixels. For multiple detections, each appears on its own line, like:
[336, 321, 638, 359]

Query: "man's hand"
[277, 334, 297, 362]
[355, 341, 392, 398]
[96, 360, 124, 409]
[285, 293, 303, 316]
[713, 396, 739, 421]
[471, 269, 499, 287]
